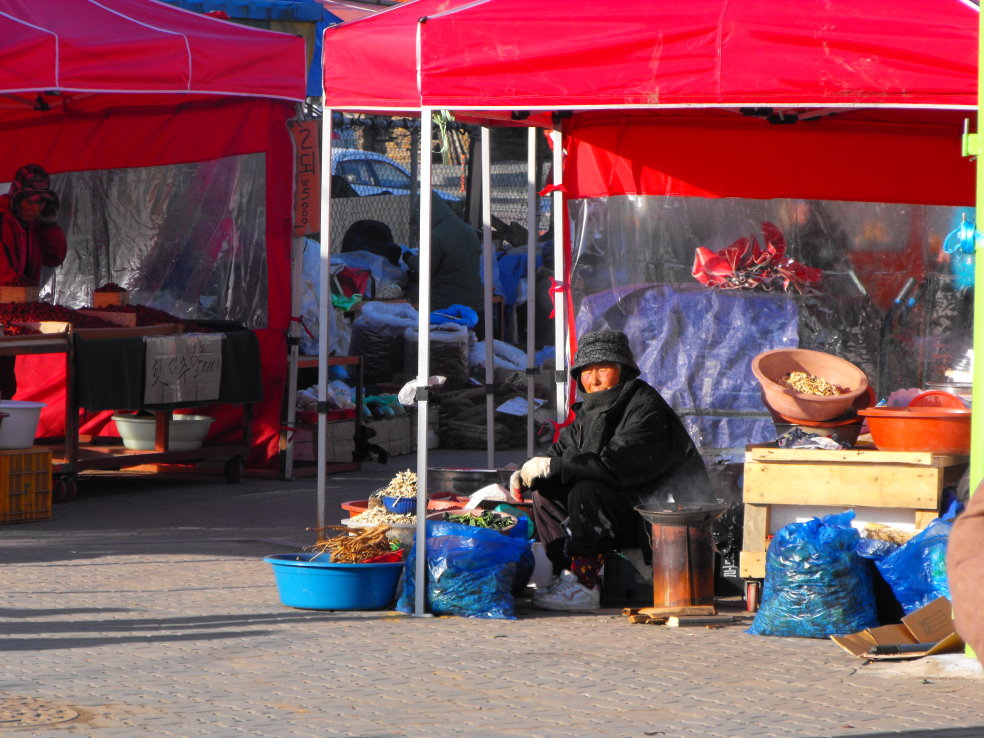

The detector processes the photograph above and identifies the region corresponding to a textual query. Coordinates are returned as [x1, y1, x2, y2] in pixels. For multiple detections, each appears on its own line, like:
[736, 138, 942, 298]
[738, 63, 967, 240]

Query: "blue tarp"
[575, 283, 799, 451]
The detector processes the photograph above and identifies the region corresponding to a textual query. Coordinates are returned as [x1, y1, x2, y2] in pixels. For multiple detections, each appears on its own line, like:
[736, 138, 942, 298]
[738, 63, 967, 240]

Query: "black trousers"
[531, 477, 646, 574]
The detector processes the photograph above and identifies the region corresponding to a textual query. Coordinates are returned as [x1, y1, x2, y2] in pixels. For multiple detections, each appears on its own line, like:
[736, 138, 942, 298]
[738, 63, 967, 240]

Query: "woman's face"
[17, 197, 45, 224]
[580, 362, 621, 393]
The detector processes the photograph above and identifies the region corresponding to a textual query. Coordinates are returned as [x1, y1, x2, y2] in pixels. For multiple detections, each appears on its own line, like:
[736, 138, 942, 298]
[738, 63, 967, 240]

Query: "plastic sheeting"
[569, 195, 972, 453]
[38, 156, 269, 327]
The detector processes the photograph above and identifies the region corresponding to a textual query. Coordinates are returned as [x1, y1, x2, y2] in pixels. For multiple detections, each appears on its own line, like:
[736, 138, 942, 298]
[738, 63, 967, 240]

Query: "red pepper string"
[539, 183, 567, 197]
[547, 277, 566, 319]
[289, 316, 316, 339]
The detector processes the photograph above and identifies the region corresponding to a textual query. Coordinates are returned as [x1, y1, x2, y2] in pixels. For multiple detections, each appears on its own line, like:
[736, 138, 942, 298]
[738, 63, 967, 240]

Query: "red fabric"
[563, 110, 976, 206]
[0, 0, 305, 105]
[0, 195, 67, 285]
[414, 0, 976, 110]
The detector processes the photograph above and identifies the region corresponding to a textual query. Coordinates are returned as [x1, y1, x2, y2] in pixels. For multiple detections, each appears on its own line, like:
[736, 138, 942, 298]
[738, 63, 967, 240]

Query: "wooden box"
[0, 286, 39, 303]
[739, 443, 968, 579]
[93, 291, 129, 307]
[12, 321, 70, 334]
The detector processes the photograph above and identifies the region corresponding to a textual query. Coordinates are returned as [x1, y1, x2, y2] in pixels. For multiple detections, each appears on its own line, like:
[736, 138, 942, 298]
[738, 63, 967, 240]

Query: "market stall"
[322, 0, 981, 616]
[0, 0, 306, 477]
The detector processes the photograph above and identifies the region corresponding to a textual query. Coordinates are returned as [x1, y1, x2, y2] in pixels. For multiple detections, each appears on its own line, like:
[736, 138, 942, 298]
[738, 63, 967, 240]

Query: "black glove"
[39, 193, 59, 224]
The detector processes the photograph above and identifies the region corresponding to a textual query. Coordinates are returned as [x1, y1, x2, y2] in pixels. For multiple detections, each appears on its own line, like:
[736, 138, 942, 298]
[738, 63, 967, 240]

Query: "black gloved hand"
[39, 194, 59, 224]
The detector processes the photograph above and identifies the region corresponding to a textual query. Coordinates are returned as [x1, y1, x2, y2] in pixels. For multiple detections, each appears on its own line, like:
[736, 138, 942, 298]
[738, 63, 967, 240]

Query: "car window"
[335, 159, 374, 186]
[370, 161, 413, 190]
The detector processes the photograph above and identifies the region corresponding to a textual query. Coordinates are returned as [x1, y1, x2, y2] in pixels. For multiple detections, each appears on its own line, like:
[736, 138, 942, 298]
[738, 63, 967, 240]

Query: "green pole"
[961, 2, 983, 661]
[972, 5, 984, 494]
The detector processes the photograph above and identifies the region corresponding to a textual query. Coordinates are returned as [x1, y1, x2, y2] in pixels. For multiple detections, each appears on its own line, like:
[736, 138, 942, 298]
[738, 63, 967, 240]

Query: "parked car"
[330, 149, 460, 201]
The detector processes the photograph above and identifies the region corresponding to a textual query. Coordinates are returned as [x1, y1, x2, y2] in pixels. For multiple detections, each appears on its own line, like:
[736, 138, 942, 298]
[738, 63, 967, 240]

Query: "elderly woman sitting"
[509, 330, 713, 611]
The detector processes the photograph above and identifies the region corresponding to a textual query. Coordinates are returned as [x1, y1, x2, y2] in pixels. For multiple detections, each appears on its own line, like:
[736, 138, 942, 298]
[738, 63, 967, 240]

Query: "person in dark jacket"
[509, 330, 713, 611]
[405, 193, 483, 315]
[0, 163, 68, 398]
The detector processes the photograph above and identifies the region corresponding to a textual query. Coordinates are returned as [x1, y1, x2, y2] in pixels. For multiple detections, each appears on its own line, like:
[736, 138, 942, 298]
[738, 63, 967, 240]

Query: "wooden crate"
[93, 291, 129, 307]
[739, 443, 968, 579]
[0, 285, 39, 303]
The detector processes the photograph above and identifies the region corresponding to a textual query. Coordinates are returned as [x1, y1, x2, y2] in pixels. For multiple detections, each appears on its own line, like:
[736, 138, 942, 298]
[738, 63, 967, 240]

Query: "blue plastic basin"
[382, 495, 415, 514]
[263, 554, 403, 610]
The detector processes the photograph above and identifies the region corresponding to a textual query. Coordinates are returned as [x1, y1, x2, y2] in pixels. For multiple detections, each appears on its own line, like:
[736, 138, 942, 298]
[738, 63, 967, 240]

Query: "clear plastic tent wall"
[35, 156, 269, 327]
[569, 195, 972, 454]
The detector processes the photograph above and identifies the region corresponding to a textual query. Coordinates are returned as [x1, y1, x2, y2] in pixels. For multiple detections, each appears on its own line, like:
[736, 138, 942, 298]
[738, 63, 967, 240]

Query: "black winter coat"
[547, 378, 712, 505]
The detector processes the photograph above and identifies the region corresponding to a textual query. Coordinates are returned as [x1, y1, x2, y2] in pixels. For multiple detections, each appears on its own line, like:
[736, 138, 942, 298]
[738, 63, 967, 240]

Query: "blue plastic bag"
[749, 511, 879, 638]
[396, 518, 532, 619]
[875, 517, 953, 614]
[431, 304, 479, 329]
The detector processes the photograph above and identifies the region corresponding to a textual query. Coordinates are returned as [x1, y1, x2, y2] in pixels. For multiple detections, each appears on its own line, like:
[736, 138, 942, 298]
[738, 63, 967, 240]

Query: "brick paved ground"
[2, 449, 983, 737]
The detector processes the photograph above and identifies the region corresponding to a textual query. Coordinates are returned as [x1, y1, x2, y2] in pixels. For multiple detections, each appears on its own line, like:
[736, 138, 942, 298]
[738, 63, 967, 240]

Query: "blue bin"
[264, 554, 403, 610]
[382, 495, 416, 515]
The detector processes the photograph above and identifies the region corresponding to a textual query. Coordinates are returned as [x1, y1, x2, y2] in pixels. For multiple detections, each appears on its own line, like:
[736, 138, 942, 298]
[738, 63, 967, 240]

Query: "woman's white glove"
[520, 456, 553, 488]
[508, 470, 524, 503]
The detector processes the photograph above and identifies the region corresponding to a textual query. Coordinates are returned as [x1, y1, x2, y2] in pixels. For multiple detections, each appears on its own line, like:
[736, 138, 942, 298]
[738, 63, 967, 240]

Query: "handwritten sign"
[289, 119, 321, 237]
[144, 334, 223, 404]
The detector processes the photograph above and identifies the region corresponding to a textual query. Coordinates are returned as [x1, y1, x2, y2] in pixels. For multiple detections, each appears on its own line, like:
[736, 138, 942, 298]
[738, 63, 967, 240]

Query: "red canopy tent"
[0, 0, 306, 468]
[322, 0, 981, 613]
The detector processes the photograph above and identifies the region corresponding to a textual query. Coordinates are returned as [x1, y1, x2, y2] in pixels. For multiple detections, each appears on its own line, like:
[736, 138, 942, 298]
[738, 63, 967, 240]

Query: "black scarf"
[577, 379, 634, 454]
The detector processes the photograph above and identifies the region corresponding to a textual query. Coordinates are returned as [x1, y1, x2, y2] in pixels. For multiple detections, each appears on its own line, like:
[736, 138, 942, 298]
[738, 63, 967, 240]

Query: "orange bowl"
[857, 407, 971, 454]
[752, 348, 869, 422]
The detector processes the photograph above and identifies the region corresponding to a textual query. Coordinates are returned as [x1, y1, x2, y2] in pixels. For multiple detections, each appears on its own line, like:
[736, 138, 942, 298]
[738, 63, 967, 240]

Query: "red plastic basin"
[857, 407, 971, 454]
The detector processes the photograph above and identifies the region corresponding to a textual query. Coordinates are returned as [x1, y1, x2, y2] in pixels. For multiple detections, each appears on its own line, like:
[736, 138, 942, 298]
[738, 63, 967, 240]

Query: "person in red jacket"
[0, 164, 68, 397]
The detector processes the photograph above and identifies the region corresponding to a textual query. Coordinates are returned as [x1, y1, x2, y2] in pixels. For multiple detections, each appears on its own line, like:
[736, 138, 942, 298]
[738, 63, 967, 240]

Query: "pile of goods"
[86, 303, 206, 331]
[349, 469, 419, 525]
[308, 524, 400, 563]
[0, 301, 116, 334]
[1, 275, 34, 287]
[93, 282, 126, 293]
[438, 509, 514, 532]
[773, 371, 848, 396]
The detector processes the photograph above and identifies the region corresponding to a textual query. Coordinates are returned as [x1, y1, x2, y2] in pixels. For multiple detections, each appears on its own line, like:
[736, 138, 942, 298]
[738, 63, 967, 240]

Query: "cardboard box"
[831, 597, 964, 660]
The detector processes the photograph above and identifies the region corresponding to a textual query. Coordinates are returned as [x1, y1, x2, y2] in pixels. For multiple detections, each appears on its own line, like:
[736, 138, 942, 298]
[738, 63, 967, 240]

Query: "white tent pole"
[285, 233, 304, 479]
[526, 126, 537, 457]
[414, 108, 434, 617]
[551, 126, 567, 421]
[316, 108, 335, 532]
[481, 126, 495, 468]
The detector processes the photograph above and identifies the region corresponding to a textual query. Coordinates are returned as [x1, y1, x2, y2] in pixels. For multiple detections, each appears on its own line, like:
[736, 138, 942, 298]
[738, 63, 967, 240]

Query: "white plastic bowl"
[112, 414, 214, 451]
[0, 400, 46, 449]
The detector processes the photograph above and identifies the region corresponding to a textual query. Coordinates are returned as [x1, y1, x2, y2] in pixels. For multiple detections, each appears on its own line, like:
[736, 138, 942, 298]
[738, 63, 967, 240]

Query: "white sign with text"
[144, 334, 223, 404]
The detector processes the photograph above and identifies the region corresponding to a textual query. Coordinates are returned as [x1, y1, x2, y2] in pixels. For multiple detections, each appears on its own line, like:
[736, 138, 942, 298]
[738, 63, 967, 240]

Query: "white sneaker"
[532, 570, 600, 611]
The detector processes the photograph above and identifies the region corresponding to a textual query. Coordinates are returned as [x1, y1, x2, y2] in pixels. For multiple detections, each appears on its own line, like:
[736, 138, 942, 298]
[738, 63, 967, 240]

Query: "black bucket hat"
[570, 330, 640, 386]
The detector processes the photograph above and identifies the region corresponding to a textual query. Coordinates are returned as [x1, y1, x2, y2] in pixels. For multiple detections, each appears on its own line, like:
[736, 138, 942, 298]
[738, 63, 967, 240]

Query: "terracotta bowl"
[752, 348, 869, 422]
[858, 407, 971, 454]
